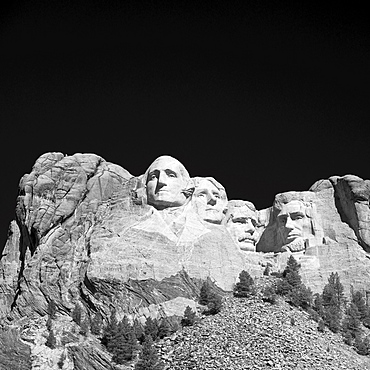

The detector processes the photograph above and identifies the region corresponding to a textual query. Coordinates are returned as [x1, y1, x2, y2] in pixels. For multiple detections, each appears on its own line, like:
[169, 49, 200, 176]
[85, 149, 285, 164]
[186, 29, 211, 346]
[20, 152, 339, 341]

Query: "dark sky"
[0, 1, 369, 246]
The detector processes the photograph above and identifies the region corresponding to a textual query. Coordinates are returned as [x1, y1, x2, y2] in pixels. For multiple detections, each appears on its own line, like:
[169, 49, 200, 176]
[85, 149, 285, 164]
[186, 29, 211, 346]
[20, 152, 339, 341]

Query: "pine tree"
[283, 255, 301, 277]
[351, 290, 370, 327]
[108, 316, 137, 364]
[46, 329, 57, 349]
[144, 317, 159, 341]
[91, 312, 103, 335]
[47, 300, 57, 319]
[206, 293, 223, 315]
[158, 319, 171, 338]
[133, 319, 145, 344]
[322, 272, 345, 308]
[324, 304, 341, 333]
[134, 335, 163, 370]
[233, 270, 257, 297]
[181, 306, 196, 326]
[313, 293, 325, 318]
[199, 281, 212, 306]
[355, 334, 370, 356]
[72, 304, 82, 325]
[79, 318, 89, 336]
[102, 310, 119, 347]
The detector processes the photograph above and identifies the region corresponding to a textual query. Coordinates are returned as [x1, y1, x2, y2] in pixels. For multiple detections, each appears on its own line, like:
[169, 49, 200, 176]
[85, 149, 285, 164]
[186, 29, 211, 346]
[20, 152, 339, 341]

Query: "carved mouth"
[238, 237, 255, 243]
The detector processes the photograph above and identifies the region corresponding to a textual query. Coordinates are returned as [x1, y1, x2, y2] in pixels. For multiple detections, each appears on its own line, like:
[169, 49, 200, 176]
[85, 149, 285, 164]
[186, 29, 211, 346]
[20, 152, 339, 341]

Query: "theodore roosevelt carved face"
[227, 200, 259, 252]
[192, 177, 228, 224]
[145, 156, 191, 210]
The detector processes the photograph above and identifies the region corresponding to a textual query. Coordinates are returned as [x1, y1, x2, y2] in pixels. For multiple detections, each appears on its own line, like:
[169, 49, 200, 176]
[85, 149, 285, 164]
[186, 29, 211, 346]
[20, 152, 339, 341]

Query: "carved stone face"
[192, 178, 228, 224]
[276, 200, 310, 245]
[227, 202, 258, 251]
[145, 156, 190, 210]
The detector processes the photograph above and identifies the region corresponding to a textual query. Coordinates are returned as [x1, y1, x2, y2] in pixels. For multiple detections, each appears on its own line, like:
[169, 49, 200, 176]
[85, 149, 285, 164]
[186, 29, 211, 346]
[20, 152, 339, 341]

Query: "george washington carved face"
[144, 156, 191, 210]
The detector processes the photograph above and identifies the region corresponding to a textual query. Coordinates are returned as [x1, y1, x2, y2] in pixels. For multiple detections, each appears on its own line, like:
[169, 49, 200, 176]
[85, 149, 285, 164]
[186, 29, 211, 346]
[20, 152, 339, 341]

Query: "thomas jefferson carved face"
[227, 201, 258, 252]
[276, 200, 312, 251]
[145, 156, 190, 210]
[192, 177, 228, 224]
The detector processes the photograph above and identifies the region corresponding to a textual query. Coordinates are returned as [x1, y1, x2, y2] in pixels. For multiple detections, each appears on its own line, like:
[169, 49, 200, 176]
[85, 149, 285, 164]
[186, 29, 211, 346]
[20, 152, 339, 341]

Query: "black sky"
[0, 1, 369, 246]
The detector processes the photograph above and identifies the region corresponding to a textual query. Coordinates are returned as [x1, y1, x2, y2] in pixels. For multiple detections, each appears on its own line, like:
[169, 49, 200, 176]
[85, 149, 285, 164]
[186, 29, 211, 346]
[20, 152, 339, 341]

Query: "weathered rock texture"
[1, 152, 370, 369]
[257, 177, 370, 296]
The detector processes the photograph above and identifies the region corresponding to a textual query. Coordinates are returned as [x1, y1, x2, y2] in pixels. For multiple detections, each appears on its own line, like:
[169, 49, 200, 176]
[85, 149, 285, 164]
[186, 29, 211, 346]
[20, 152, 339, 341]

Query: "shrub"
[317, 319, 325, 333]
[46, 329, 57, 349]
[199, 281, 212, 306]
[134, 335, 164, 370]
[181, 306, 196, 327]
[233, 270, 257, 298]
[263, 264, 271, 276]
[198, 280, 223, 315]
[102, 311, 119, 347]
[206, 293, 223, 315]
[355, 334, 370, 356]
[262, 285, 278, 304]
[158, 319, 171, 338]
[47, 300, 57, 319]
[133, 319, 145, 344]
[288, 284, 313, 309]
[91, 313, 103, 335]
[72, 304, 82, 325]
[79, 319, 89, 336]
[144, 317, 159, 341]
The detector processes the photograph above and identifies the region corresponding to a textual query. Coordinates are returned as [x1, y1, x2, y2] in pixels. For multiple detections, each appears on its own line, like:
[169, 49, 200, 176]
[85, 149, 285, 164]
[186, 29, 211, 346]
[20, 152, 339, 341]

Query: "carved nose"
[285, 217, 295, 230]
[245, 220, 255, 234]
[208, 196, 216, 206]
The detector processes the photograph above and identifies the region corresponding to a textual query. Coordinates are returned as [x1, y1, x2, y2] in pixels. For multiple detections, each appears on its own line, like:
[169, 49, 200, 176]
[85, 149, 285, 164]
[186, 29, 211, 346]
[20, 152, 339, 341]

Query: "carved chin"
[281, 238, 305, 252]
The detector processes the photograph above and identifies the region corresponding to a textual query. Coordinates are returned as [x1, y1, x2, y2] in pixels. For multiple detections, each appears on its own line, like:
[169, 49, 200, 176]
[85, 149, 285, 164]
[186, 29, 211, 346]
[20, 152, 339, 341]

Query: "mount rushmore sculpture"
[1, 152, 370, 339]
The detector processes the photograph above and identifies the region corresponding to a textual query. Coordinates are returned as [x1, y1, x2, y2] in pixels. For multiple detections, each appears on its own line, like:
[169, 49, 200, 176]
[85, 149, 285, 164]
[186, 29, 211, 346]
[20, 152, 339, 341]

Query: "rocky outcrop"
[1, 152, 370, 369]
[157, 291, 370, 370]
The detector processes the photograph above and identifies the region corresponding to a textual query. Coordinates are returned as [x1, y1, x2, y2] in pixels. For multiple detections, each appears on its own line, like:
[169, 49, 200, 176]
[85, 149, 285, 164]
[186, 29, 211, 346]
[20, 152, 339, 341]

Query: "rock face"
[1, 152, 370, 368]
[0, 153, 249, 333]
[256, 179, 370, 295]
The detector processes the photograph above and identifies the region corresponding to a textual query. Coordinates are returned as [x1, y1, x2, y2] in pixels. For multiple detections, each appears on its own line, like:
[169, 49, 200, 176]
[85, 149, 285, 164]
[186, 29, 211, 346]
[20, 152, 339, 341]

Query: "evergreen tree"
[262, 285, 278, 304]
[102, 311, 119, 347]
[288, 284, 312, 309]
[324, 304, 341, 333]
[47, 300, 57, 319]
[355, 334, 370, 356]
[72, 304, 82, 325]
[144, 317, 159, 341]
[158, 319, 171, 339]
[263, 264, 271, 276]
[108, 316, 137, 364]
[206, 293, 223, 315]
[199, 281, 212, 306]
[322, 272, 345, 308]
[134, 335, 163, 370]
[46, 329, 57, 349]
[91, 312, 103, 335]
[351, 289, 370, 327]
[133, 319, 145, 344]
[79, 318, 89, 336]
[313, 293, 325, 318]
[233, 270, 257, 297]
[181, 306, 196, 326]
[283, 255, 301, 277]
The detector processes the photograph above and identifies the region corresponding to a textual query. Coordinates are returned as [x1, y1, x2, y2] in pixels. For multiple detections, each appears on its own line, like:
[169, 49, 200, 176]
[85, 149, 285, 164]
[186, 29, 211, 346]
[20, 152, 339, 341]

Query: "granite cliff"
[1, 152, 370, 368]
